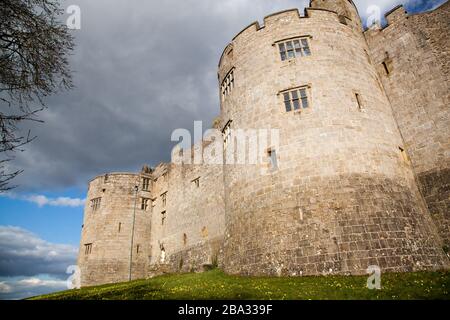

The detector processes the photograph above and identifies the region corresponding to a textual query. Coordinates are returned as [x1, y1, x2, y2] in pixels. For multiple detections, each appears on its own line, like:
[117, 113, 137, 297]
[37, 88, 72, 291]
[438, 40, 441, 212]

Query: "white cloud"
[0, 226, 77, 299]
[0, 275, 69, 300]
[1, 193, 85, 208]
[0, 226, 78, 277]
[0, 282, 12, 293]
[18, 278, 67, 288]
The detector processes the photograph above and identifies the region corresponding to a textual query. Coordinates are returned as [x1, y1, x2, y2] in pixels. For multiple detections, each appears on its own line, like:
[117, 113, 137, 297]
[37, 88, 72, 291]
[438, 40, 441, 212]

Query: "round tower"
[218, 4, 448, 276]
[78, 173, 152, 286]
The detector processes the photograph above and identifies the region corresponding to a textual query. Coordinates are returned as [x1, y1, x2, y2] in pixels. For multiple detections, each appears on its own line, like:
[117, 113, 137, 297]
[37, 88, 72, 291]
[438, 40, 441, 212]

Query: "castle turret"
[218, 5, 448, 276]
[310, 0, 362, 31]
[78, 173, 152, 286]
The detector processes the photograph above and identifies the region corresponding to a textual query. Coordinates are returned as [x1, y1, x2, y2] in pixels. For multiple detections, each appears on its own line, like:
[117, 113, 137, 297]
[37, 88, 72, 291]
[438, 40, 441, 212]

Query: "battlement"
[219, 6, 354, 69]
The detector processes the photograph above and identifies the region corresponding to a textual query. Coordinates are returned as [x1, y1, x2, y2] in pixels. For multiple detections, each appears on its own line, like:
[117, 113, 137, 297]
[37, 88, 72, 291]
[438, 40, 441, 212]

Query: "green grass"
[31, 269, 450, 300]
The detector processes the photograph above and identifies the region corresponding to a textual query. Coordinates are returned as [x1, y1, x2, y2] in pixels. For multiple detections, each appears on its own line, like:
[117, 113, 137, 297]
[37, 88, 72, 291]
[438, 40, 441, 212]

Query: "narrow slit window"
[399, 147, 410, 163]
[268, 149, 278, 171]
[161, 211, 166, 225]
[161, 192, 167, 207]
[136, 245, 140, 254]
[118, 222, 122, 233]
[355, 93, 362, 110]
[382, 61, 390, 75]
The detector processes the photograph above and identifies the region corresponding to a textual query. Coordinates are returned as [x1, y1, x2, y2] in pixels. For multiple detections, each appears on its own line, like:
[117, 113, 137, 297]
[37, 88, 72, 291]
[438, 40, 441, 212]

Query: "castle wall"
[77, 173, 152, 286]
[78, 0, 449, 287]
[365, 2, 450, 247]
[148, 143, 225, 274]
[218, 6, 448, 276]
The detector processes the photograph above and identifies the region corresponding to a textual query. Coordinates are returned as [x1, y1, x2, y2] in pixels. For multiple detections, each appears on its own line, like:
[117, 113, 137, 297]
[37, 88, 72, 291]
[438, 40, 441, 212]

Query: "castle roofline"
[219, 6, 348, 67]
[88, 172, 138, 183]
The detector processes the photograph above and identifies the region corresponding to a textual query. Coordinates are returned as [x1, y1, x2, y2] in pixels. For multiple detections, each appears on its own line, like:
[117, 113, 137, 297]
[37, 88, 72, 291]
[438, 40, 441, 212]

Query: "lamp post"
[129, 185, 139, 281]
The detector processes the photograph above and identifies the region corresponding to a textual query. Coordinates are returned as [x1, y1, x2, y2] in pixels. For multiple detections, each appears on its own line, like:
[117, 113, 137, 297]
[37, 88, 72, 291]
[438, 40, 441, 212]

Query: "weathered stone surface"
[364, 1, 450, 246]
[78, 0, 450, 287]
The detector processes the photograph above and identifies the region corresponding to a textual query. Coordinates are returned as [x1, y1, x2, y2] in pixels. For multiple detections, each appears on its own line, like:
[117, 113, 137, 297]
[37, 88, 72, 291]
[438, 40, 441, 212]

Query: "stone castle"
[78, 0, 450, 286]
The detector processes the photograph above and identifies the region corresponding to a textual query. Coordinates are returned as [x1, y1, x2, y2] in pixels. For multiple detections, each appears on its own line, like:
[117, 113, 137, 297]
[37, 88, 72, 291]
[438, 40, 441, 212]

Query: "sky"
[0, 0, 446, 300]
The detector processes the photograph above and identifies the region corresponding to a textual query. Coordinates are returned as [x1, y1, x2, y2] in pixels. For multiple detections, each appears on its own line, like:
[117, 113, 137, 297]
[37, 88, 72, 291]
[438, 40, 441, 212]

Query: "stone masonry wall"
[78, 173, 152, 286]
[148, 142, 225, 274]
[78, 0, 449, 287]
[365, 2, 450, 247]
[218, 5, 448, 276]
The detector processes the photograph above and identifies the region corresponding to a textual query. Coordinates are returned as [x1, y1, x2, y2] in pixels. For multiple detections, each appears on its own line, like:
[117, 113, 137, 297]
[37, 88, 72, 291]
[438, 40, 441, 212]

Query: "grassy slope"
[32, 269, 450, 300]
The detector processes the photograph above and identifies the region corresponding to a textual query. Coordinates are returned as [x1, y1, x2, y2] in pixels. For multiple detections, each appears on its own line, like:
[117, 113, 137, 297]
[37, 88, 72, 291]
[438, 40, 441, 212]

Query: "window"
[136, 245, 140, 254]
[267, 149, 278, 171]
[142, 178, 150, 191]
[222, 120, 232, 149]
[161, 192, 167, 207]
[221, 69, 234, 100]
[161, 211, 166, 225]
[382, 61, 390, 75]
[84, 243, 92, 255]
[282, 87, 310, 112]
[91, 198, 101, 211]
[151, 198, 156, 208]
[355, 93, 363, 111]
[183, 233, 187, 246]
[278, 38, 311, 61]
[141, 198, 150, 211]
[192, 177, 200, 188]
[399, 147, 410, 163]
[104, 174, 108, 183]
[338, 15, 348, 25]
[118, 222, 122, 233]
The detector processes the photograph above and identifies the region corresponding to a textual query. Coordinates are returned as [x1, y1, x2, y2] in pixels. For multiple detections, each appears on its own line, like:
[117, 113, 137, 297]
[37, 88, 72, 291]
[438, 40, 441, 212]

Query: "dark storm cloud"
[5, 0, 443, 192]
[7, 0, 307, 192]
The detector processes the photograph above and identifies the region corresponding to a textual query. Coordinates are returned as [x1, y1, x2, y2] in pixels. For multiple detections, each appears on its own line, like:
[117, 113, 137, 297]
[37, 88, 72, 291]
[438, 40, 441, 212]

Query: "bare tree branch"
[0, 0, 74, 192]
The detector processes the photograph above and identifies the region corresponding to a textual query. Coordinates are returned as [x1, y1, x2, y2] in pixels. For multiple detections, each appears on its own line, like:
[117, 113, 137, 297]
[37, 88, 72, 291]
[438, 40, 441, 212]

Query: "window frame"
[274, 36, 312, 62]
[221, 68, 235, 101]
[278, 85, 312, 113]
[142, 177, 151, 191]
[141, 197, 150, 211]
[84, 243, 93, 255]
[90, 197, 101, 211]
